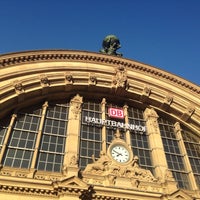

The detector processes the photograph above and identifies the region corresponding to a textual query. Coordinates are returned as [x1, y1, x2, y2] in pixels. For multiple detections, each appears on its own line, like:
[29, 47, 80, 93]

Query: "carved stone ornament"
[143, 85, 151, 96]
[164, 169, 175, 182]
[13, 80, 24, 94]
[144, 107, 159, 120]
[181, 104, 195, 121]
[164, 93, 173, 105]
[143, 108, 159, 134]
[70, 94, 83, 120]
[89, 73, 97, 85]
[174, 122, 182, 134]
[112, 66, 128, 89]
[70, 155, 78, 166]
[65, 73, 73, 84]
[82, 129, 158, 188]
[40, 74, 49, 86]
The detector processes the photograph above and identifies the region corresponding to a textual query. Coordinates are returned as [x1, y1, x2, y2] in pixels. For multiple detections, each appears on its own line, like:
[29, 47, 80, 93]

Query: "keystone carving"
[112, 66, 128, 89]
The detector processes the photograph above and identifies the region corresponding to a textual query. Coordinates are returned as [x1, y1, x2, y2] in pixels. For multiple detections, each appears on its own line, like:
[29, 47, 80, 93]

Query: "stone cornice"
[0, 175, 88, 197]
[0, 50, 199, 94]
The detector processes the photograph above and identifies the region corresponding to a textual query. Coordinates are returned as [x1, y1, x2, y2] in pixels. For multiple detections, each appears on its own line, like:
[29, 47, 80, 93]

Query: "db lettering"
[108, 108, 124, 119]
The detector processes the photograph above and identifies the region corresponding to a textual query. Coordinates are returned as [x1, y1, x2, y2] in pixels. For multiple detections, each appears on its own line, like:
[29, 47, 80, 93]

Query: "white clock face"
[111, 145, 130, 163]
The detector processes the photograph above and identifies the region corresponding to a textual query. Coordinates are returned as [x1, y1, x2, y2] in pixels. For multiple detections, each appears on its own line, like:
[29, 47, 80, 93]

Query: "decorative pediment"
[169, 189, 193, 200]
[57, 176, 88, 188]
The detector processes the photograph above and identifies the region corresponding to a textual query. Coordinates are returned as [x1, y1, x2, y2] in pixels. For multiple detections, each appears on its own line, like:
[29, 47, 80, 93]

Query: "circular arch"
[0, 50, 199, 134]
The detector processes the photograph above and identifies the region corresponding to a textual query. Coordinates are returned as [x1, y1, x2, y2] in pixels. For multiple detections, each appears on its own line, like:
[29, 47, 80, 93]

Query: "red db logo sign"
[108, 108, 124, 119]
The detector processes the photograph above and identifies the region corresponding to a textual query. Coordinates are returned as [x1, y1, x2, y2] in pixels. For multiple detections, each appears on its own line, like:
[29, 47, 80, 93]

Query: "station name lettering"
[84, 116, 146, 133]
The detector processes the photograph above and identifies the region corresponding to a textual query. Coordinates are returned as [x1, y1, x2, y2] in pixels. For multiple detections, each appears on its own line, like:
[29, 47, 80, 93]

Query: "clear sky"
[0, 0, 200, 86]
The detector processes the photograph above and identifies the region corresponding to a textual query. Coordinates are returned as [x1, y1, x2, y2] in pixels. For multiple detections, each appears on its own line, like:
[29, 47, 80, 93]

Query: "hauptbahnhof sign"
[84, 116, 146, 134]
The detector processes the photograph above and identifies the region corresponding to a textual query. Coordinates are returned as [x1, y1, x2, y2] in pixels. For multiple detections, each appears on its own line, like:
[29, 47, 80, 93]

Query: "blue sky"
[0, 0, 200, 86]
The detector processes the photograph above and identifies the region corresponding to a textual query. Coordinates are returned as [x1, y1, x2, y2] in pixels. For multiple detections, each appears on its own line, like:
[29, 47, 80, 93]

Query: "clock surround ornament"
[107, 129, 133, 165]
[82, 129, 158, 187]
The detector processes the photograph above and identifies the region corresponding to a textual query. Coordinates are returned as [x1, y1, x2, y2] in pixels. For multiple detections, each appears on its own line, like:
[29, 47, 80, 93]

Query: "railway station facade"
[0, 47, 200, 199]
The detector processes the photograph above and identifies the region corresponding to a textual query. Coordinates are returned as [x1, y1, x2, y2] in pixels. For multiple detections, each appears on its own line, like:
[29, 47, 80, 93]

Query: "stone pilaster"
[63, 94, 83, 177]
[143, 108, 168, 181]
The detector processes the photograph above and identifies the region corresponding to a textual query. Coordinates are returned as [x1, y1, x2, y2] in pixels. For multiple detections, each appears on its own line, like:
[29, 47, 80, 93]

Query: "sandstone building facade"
[0, 50, 199, 199]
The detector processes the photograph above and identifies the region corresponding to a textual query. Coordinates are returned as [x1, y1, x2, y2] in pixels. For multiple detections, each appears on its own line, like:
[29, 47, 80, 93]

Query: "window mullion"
[0, 114, 17, 164]
[174, 122, 199, 190]
[30, 101, 48, 169]
[101, 98, 106, 153]
[124, 104, 131, 147]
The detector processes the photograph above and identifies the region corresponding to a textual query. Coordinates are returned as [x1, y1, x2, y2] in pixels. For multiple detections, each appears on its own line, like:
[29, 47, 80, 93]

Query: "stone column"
[63, 94, 83, 177]
[143, 108, 168, 181]
[174, 122, 199, 190]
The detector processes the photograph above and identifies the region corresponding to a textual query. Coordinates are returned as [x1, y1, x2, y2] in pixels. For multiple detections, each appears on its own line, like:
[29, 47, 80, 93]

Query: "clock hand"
[113, 149, 122, 156]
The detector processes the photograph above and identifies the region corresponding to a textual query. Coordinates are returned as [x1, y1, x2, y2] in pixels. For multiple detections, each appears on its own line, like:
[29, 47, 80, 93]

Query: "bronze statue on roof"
[100, 35, 123, 57]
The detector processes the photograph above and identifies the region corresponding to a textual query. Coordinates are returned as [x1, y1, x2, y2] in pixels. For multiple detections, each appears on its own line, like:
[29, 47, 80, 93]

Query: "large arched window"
[0, 102, 69, 172]
[158, 118, 190, 189]
[182, 128, 200, 187]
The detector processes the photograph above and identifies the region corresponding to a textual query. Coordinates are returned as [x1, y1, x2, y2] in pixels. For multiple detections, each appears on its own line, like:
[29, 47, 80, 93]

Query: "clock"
[110, 144, 130, 163]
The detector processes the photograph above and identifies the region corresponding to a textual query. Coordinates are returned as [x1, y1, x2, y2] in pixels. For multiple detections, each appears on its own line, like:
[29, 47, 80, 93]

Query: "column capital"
[174, 122, 182, 133]
[70, 94, 83, 120]
[143, 108, 158, 120]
